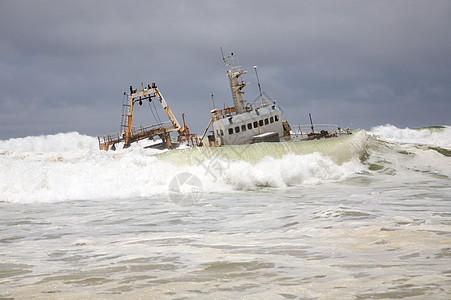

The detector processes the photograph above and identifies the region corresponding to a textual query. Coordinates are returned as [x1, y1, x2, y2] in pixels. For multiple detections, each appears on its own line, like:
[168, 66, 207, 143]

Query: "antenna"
[220, 47, 226, 62]
[211, 92, 216, 109]
[253, 66, 264, 107]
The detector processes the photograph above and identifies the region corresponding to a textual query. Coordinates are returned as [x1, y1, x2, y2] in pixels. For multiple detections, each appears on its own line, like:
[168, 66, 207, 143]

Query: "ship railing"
[98, 131, 122, 145]
[249, 99, 277, 110]
[290, 124, 344, 138]
[129, 121, 171, 137]
[97, 121, 172, 146]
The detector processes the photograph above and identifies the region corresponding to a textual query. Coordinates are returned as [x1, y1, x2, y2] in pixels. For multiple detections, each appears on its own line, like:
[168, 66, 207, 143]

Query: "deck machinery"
[98, 83, 197, 151]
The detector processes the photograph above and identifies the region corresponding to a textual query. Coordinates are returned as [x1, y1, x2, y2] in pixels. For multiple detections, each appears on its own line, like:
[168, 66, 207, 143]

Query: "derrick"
[97, 83, 197, 151]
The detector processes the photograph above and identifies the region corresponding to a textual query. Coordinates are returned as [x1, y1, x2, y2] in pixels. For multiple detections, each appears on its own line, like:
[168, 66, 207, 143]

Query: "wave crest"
[369, 124, 451, 148]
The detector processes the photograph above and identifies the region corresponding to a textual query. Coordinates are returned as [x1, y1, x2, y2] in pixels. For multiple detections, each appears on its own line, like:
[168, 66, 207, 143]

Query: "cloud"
[1, 0, 450, 139]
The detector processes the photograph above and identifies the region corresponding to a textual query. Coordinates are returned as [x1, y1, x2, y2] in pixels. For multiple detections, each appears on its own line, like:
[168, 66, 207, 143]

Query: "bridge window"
[253, 121, 258, 128]
[270, 116, 274, 123]
[220, 129, 224, 136]
[241, 125, 246, 132]
[235, 126, 240, 133]
[265, 118, 269, 125]
[259, 120, 264, 127]
[247, 123, 252, 130]
[275, 115, 279, 122]
[228, 128, 233, 135]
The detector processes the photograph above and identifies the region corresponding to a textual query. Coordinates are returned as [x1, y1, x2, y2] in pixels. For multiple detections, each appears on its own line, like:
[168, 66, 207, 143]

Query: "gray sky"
[1, 0, 450, 140]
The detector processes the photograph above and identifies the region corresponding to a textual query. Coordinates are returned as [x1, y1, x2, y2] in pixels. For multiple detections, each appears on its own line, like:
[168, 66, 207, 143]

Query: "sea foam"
[369, 124, 451, 148]
[0, 131, 367, 203]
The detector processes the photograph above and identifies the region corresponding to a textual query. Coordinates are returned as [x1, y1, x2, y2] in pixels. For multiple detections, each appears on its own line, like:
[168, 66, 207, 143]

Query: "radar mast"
[222, 52, 248, 114]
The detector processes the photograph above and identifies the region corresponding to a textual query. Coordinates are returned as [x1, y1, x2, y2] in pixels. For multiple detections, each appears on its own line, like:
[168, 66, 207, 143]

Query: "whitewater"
[1, 124, 450, 299]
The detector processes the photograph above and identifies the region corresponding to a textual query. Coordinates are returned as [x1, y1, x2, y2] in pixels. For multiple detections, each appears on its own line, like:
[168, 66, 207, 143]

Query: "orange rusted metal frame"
[98, 83, 194, 151]
[98, 122, 176, 151]
[151, 85, 181, 132]
[210, 106, 236, 121]
[123, 97, 135, 147]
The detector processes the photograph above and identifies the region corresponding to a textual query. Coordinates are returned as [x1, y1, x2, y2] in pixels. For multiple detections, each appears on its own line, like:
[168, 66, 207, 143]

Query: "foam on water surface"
[369, 124, 451, 148]
[0, 125, 450, 299]
[0, 130, 368, 203]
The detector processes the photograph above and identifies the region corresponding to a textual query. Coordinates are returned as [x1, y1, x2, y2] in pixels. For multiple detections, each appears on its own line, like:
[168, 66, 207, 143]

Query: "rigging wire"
[147, 100, 159, 125]
[152, 98, 162, 125]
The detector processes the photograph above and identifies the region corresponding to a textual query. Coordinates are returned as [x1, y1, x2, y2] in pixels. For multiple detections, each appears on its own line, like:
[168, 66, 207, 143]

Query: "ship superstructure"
[201, 53, 291, 147]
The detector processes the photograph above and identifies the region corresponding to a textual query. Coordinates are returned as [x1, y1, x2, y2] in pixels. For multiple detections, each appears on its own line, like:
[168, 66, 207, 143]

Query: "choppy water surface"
[1, 125, 450, 299]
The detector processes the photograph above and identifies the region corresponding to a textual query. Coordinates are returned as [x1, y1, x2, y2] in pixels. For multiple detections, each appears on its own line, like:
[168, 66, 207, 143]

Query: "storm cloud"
[1, 0, 450, 139]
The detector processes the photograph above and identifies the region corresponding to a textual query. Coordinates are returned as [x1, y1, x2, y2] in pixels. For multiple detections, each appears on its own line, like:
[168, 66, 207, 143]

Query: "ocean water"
[0, 124, 450, 299]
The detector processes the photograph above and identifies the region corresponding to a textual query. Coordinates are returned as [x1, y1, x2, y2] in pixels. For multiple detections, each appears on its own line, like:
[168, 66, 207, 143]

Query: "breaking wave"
[0, 132, 98, 153]
[369, 124, 451, 148]
[1, 125, 449, 203]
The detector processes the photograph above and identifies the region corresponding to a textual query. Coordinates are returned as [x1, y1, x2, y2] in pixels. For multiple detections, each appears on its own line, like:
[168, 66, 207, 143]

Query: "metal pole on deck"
[309, 113, 315, 133]
[253, 66, 264, 107]
[211, 93, 215, 109]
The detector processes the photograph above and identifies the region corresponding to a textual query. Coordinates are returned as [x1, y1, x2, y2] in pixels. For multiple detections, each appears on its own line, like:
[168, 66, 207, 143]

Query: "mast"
[223, 52, 248, 114]
[123, 88, 135, 147]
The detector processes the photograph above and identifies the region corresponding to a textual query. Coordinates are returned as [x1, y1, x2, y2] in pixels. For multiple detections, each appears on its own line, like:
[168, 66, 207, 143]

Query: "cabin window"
[228, 128, 233, 135]
[247, 123, 252, 130]
[275, 115, 279, 122]
[241, 125, 246, 132]
[235, 126, 240, 133]
[259, 120, 264, 127]
[264, 118, 269, 125]
[253, 121, 258, 128]
[270, 116, 274, 123]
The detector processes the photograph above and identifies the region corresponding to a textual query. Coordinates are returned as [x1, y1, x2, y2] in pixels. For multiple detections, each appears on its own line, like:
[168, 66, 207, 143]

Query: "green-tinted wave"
[157, 131, 367, 166]
[429, 146, 451, 157]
